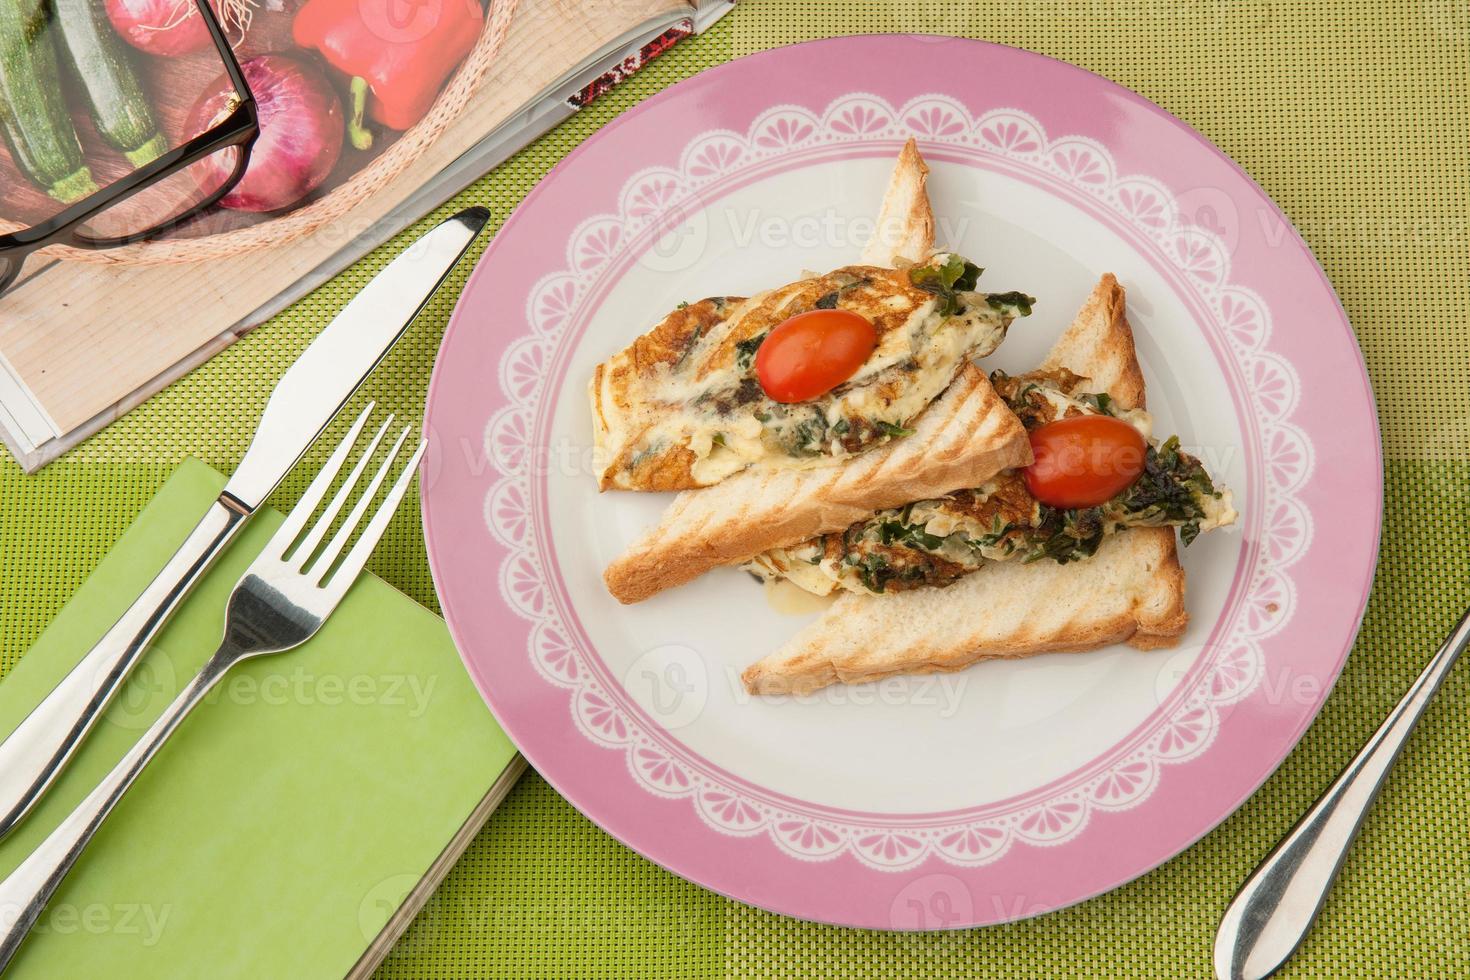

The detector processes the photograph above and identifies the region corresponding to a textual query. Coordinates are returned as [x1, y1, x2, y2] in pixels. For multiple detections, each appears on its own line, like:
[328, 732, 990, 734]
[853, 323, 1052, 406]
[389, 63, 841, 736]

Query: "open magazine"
[0, 0, 732, 470]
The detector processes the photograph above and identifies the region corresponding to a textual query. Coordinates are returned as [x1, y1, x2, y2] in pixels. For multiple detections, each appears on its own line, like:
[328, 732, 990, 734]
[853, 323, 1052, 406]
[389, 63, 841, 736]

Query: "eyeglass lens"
[0, 0, 249, 241]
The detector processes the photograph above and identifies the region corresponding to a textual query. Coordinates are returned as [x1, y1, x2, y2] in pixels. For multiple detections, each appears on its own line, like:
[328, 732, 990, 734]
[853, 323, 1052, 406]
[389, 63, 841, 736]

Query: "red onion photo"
[105, 0, 215, 56]
[186, 54, 344, 213]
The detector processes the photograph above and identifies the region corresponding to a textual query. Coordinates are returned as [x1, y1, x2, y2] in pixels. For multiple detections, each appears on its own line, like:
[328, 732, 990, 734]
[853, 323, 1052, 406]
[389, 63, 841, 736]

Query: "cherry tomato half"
[1023, 415, 1147, 509]
[754, 309, 878, 403]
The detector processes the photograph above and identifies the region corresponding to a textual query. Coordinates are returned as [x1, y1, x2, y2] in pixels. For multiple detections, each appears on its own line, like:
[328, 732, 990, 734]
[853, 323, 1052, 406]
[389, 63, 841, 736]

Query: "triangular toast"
[604, 363, 1031, 602]
[741, 275, 1189, 695]
[860, 138, 934, 266]
[602, 141, 1031, 603]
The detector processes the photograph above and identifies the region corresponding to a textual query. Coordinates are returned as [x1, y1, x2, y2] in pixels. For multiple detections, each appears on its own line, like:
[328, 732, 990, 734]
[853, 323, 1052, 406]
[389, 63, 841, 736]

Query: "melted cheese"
[744, 382, 1237, 596]
[591, 257, 1023, 491]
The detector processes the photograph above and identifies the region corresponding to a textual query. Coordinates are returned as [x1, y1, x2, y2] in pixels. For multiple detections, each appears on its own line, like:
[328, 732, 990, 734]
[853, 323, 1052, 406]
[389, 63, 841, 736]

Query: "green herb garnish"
[985, 291, 1036, 317]
[876, 519, 945, 552]
[735, 333, 766, 373]
[909, 254, 983, 316]
[783, 413, 829, 456]
[852, 553, 894, 593]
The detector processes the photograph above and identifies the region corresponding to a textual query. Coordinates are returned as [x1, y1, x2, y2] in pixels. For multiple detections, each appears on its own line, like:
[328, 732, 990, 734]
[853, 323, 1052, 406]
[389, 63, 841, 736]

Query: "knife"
[0, 207, 488, 839]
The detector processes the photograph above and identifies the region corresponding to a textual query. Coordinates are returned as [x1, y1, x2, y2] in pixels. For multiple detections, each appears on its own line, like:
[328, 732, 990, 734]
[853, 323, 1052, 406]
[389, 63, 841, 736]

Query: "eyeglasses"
[0, 0, 258, 296]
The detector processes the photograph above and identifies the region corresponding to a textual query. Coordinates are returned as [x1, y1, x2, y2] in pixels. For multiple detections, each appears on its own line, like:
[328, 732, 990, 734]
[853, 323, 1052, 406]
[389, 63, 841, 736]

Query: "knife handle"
[0, 647, 232, 974]
[0, 496, 249, 840]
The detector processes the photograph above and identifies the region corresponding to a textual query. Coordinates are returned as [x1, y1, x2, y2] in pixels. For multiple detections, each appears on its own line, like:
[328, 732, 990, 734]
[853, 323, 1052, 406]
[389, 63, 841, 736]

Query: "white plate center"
[545, 158, 1247, 813]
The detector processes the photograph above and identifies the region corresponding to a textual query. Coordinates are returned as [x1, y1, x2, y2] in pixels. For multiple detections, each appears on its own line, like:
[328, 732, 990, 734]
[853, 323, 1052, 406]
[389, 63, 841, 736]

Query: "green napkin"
[0, 459, 518, 978]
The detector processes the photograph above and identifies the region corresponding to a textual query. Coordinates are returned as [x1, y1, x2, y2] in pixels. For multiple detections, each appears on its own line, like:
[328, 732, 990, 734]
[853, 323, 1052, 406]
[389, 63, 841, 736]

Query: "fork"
[0, 405, 426, 972]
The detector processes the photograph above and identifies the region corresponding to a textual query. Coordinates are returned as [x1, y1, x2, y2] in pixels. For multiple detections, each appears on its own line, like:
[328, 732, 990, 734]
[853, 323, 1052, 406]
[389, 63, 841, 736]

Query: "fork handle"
[0, 497, 248, 841]
[0, 647, 233, 973]
[1214, 604, 1470, 980]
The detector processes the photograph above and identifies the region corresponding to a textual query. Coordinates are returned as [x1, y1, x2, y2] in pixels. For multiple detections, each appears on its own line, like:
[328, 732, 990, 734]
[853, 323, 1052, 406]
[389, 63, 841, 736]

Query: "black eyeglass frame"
[0, 0, 259, 294]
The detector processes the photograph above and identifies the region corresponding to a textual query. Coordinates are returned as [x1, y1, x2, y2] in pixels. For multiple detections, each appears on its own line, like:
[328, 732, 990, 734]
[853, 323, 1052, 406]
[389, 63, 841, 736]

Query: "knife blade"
[0, 208, 488, 839]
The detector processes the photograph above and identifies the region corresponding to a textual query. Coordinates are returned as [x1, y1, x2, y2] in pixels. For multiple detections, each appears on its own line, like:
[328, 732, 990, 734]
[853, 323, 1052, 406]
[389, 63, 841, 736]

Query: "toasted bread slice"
[604, 363, 1031, 603]
[742, 528, 1186, 694]
[590, 141, 1010, 494]
[602, 142, 1030, 603]
[742, 274, 1190, 695]
[860, 138, 934, 266]
[1040, 272, 1147, 410]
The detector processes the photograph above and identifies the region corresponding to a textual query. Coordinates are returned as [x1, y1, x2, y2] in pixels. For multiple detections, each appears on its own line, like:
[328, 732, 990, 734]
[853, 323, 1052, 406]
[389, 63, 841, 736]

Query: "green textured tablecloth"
[2, 2, 1468, 976]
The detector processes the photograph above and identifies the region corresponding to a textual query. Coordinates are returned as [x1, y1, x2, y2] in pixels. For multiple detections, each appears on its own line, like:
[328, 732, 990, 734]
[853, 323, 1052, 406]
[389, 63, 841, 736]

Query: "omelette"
[745, 368, 1236, 595]
[589, 252, 1034, 492]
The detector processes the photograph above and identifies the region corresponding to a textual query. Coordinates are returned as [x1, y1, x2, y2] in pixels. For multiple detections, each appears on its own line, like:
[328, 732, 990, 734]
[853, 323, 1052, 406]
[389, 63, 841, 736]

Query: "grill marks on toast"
[742, 527, 1187, 695]
[602, 363, 1031, 603]
[741, 273, 1196, 695]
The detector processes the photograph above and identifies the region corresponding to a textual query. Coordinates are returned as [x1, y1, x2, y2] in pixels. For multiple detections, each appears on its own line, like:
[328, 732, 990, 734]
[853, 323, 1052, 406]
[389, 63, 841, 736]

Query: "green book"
[0, 460, 523, 978]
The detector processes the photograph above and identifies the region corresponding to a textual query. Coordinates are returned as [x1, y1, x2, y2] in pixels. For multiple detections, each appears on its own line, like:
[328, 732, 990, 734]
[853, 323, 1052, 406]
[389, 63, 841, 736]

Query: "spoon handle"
[1213, 603, 1470, 980]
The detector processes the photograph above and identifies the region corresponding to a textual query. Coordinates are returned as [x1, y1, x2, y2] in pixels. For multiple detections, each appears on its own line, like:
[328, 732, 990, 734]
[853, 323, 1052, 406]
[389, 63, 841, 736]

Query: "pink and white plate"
[422, 37, 1381, 929]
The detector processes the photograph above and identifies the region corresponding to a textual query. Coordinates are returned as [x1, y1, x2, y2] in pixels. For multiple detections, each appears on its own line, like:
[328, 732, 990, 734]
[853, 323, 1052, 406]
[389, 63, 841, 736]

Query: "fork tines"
[268, 403, 427, 592]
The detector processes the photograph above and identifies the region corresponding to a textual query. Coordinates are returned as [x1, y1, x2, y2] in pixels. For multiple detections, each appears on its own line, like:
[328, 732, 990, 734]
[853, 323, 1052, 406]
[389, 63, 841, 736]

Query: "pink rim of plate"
[422, 36, 1382, 929]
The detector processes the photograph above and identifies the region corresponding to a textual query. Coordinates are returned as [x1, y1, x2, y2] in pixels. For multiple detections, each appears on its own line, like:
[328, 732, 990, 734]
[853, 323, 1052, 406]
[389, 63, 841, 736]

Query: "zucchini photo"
[0, 0, 497, 243]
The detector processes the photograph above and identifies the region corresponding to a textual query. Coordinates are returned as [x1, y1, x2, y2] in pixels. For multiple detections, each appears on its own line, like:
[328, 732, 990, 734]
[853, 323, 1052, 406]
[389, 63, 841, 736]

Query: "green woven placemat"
[2, 2, 1468, 976]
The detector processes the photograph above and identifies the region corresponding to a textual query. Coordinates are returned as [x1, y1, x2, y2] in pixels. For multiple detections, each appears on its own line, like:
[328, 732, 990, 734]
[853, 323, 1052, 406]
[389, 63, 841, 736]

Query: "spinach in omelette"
[589, 254, 1033, 491]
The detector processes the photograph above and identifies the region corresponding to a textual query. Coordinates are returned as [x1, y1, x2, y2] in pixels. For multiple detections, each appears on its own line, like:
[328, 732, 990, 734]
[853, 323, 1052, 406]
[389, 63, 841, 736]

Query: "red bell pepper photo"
[293, 0, 485, 150]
